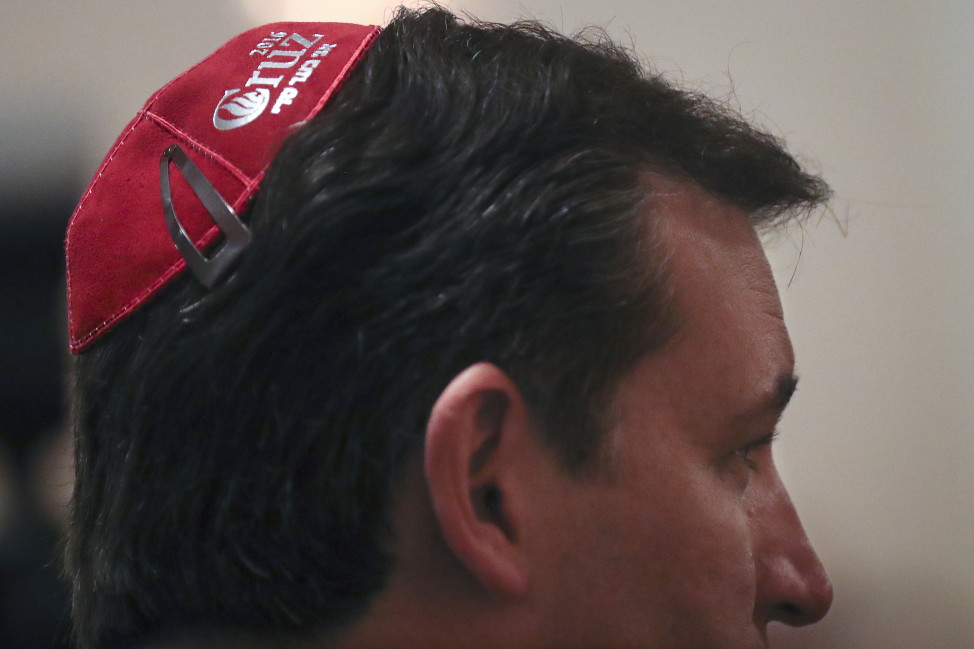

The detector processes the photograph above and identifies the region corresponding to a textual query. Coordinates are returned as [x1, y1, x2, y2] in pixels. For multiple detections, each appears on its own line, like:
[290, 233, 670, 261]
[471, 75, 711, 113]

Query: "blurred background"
[1, 0, 970, 647]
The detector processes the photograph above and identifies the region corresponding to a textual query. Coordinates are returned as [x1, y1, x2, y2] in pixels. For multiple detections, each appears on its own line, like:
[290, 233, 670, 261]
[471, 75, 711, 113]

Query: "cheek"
[638, 474, 760, 646]
[645, 468, 757, 595]
[561, 469, 758, 642]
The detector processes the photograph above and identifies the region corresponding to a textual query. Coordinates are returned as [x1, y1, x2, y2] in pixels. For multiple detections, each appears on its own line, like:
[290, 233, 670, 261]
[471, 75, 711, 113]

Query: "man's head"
[66, 7, 831, 649]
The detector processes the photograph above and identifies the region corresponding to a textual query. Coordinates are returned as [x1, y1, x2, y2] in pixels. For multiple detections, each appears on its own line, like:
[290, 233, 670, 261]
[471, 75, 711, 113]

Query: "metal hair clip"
[160, 144, 252, 288]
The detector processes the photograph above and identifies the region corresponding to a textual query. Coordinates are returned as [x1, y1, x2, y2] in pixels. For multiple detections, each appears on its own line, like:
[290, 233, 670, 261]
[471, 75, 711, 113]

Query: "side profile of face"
[524, 177, 833, 648]
[348, 176, 832, 649]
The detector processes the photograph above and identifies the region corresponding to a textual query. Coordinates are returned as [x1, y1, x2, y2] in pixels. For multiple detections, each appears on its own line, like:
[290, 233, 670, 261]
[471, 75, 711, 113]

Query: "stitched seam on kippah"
[65, 110, 147, 347]
[70, 224, 221, 353]
[145, 111, 253, 187]
[308, 25, 382, 118]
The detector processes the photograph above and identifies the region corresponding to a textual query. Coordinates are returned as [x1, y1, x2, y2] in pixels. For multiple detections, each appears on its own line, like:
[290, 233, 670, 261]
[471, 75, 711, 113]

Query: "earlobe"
[424, 363, 531, 599]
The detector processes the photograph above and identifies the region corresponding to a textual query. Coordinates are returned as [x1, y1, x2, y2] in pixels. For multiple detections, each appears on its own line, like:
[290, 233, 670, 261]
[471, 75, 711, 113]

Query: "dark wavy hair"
[66, 6, 829, 649]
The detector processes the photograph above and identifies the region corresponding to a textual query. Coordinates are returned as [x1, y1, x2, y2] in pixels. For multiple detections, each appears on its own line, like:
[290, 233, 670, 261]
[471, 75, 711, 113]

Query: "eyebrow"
[733, 372, 798, 425]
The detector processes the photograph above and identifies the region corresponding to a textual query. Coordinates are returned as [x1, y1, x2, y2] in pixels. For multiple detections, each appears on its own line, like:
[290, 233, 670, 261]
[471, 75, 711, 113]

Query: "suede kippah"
[65, 22, 381, 353]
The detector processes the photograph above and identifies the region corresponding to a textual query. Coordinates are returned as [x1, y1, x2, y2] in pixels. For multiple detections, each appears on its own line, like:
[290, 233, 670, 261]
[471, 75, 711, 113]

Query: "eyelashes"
[737, 430, 780, 471]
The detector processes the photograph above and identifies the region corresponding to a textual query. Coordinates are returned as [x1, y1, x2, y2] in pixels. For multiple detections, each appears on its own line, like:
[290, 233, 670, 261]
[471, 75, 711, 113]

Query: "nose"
[750, 467, 833, 627]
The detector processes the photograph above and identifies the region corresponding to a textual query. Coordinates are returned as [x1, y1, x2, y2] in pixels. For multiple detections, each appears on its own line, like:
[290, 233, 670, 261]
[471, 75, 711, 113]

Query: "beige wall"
[3, 0, 971, 646]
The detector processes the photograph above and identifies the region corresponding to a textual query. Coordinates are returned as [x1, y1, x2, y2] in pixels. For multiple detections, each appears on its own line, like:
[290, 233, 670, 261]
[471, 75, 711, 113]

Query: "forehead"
[653, 175, 788, 337]
[618, 175, 794, 428]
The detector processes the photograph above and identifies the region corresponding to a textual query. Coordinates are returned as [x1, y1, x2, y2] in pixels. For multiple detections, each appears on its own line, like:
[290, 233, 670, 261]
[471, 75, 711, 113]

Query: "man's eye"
[736, 430, 779, 471]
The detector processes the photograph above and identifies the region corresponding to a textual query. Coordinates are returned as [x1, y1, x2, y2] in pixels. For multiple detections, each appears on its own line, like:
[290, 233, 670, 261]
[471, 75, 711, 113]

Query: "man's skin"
[328, 176, 833, 649]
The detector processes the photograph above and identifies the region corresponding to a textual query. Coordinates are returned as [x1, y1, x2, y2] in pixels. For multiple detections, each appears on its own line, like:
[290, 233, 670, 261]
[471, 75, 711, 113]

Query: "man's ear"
[424, 362, 536, 600]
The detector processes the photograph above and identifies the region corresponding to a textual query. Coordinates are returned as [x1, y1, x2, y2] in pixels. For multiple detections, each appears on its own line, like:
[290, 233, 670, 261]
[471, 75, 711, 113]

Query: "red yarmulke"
[65, 22, 381, 353]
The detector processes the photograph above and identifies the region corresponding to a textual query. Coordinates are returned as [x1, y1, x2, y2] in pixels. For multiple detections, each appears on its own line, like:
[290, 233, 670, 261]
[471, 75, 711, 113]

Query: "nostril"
[757, 555, 833, 627]
[770, 571, 833, 627]
[774, 602, 804, 623]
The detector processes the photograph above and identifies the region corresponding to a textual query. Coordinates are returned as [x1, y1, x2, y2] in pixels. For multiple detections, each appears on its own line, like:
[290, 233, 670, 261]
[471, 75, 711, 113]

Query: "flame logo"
[212, 88, 271, 130]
